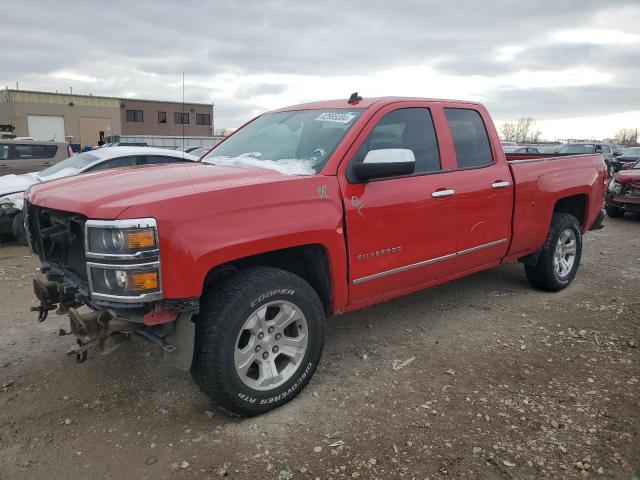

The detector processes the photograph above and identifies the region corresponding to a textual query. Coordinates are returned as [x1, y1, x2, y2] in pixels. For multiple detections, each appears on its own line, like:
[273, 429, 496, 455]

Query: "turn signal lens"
[129, 271, 159, 291]
[126, 229, 156, 249]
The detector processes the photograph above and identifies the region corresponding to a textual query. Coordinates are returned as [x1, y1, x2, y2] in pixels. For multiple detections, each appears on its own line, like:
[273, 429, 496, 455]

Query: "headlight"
[87, 262, 162, 300]
[608, 180, 622, 194]
[85, 218, 162, 302]
[85, 218, 158, 258]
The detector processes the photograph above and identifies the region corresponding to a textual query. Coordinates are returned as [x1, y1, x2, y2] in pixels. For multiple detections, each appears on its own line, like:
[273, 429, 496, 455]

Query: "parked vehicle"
[605, 160, 640, 217]
[611, 147, 640, 173]
[536, 144, 561, 154]
[0, 147, 197, 243]
[0, 139, 72, 175]
[24, 96, 606, 416]
[183, 146, 209, 157]
[557, 143, 615, 175]
[503, 146, 540, 154]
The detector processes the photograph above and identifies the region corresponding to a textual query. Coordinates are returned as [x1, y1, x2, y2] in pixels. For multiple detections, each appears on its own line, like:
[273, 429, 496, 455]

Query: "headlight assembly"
[86, 218, 158, 257]
[607, 180, 622, 194]
[85, 218, 162, 302]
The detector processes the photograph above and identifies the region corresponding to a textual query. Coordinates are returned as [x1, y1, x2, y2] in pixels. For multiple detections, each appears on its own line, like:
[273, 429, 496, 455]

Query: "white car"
[0, 147, 198, 243]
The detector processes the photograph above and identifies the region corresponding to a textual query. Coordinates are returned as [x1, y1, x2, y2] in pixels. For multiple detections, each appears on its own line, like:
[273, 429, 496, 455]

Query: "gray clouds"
[2, 0, 639, 128]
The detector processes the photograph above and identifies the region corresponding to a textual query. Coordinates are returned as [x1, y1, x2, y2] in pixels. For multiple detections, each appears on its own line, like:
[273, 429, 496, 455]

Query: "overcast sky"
[2, 0, 639, 139]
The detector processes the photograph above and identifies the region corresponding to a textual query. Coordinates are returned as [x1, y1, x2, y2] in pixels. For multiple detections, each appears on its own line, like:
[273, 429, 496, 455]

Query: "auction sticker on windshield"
[315, 112, 357, 124]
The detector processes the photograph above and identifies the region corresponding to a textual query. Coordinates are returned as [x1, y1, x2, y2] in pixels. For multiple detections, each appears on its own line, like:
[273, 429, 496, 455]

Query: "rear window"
[444, 108, 494, 168]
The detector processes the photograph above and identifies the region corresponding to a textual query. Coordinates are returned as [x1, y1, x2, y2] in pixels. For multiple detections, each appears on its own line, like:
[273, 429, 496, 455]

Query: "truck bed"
[506, 153, 606, 261]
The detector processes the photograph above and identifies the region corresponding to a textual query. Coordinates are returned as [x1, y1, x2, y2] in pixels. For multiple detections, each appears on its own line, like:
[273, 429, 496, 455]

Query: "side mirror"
[354, 149, 415, 181]
[622, 162, 634, 170]
[613, 151, 622, 157]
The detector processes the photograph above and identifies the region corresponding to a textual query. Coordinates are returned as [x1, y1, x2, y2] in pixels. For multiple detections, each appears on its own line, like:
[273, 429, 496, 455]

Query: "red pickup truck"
[24, 96, 606, 416]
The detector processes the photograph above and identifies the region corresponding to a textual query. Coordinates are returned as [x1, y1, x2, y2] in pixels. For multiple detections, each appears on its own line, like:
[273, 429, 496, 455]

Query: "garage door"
[27, 115, 65, 142]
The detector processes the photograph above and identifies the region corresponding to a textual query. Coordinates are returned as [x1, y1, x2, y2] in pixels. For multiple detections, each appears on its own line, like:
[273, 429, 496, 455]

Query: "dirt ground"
[0, 217, 638, 480]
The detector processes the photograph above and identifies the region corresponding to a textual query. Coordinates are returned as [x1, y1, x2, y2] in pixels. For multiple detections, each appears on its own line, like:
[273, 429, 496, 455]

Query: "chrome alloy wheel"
[553, 229, 577, 278]
[234, 300, 308, 391]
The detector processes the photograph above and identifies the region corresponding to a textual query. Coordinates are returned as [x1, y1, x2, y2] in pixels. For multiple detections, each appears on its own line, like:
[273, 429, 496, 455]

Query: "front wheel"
[192, 267, 325, 416]
[12, 212, 27, 245]
[524, 213, 582, 292]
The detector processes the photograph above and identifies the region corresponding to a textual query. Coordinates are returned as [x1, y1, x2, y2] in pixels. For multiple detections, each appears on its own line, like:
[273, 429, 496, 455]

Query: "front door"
[339, 105, 459, 305]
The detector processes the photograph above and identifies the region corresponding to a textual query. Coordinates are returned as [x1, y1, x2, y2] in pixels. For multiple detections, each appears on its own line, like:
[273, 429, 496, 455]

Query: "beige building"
[119, 98, 213, 137]
[0, 89, 214, 148]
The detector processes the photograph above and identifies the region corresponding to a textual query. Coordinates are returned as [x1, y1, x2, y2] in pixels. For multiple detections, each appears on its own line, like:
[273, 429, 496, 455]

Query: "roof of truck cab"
[272, 96, 486, 112]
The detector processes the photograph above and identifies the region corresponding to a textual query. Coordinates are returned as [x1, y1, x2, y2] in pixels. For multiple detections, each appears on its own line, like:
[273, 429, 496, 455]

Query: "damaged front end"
[26, 202, 198, 369]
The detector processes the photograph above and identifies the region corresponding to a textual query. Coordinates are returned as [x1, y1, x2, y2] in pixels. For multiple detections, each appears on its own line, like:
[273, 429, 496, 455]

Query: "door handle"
[432, 189, 455, 198]
[0, 165, 9, 169]
[43, 162, 52, 166]
[491, 181, 510, 189]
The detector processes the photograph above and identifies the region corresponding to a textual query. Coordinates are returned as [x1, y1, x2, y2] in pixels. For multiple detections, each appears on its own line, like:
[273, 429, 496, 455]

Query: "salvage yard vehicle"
[24, 96, 606, 416]
[0, 139, 73, 175]
[612, 147, 640, 173]
[0, 147, 198, 243]
[605, 160, 640, 217]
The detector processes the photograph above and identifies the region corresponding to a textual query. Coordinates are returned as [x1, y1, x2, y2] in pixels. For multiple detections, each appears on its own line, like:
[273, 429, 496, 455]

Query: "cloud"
[1, 0, 639, 134]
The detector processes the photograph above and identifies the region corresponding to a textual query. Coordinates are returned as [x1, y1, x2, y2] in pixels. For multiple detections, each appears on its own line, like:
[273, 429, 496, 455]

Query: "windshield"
[623, 147, 640, 156]
[557, 144, 595, 154]
[38, 152, 99, 178]
[202, 109, 363, 175]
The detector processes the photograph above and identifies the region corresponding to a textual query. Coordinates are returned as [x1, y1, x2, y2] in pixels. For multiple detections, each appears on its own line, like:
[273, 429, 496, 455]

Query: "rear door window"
[0, 145, 8, 160]
[144, 155, 182, 165]
[88, 156, 138, 171]
[444, 108, 494, 168]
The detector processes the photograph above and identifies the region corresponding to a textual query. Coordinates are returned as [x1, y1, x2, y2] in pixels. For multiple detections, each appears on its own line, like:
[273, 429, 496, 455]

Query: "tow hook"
[30, 303, 56, 322]
[31, 277, 60, 322]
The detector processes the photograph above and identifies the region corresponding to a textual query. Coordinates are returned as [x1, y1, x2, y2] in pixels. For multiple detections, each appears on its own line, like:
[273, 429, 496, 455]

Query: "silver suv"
[0, 140, 72, 175]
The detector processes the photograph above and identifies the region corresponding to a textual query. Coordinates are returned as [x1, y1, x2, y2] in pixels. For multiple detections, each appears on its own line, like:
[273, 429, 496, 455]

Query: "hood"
[614, 169, 640, 184]
[0, 173, 40, 197]
[616, 155, 640, 162]
[25, 162, 292, 219]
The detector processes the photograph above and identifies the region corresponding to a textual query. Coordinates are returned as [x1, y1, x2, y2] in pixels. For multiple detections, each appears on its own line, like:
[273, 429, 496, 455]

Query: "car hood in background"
[0, 173, 40, 197]
[614, 169, 640, 184]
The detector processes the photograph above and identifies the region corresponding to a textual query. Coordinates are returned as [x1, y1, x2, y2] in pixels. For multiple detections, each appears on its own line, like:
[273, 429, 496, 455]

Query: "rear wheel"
[524, 213, 582, 292]
[192, 267, 325, 416]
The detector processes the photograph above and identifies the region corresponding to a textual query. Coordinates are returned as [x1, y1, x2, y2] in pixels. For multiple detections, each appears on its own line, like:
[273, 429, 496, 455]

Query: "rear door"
[11, 144, 49, 174]
[339, 103, 459, 304]
[441, 107, 512, 271]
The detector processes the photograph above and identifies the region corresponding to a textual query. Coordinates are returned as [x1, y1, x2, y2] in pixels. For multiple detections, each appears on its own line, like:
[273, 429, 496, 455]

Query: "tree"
[613, 128, 638, 146]
[500, 117, 542, 143]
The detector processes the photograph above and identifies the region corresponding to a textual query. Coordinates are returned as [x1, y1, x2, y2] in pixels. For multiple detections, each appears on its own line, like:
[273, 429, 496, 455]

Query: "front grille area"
[26, 202, 88, 282]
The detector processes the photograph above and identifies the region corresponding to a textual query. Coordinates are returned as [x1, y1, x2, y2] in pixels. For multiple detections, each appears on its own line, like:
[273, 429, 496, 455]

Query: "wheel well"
[203, 244, 333, 314]
[553, 194, 587, 228]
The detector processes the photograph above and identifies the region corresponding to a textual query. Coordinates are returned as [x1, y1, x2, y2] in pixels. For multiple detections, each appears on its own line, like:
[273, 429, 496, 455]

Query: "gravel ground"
[0, 216, 638, 480]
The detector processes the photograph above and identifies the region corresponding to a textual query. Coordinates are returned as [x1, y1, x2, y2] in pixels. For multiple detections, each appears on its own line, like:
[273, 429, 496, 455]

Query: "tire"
[605, 205, 624, 218]
[192, 267, 326, 416]
[12, 212, 27, 246]
[524, 213, 582, 292]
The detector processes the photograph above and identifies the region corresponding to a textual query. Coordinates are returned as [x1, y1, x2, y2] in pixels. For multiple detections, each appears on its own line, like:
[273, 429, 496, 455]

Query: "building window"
[126, 110, 143, 122]
[158, 111, 167, 124]
[174, 112, 189, 124]
[196, 113, 211, 125]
